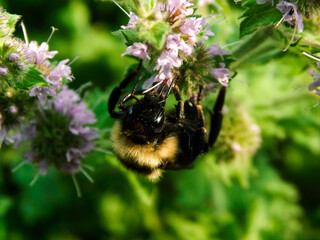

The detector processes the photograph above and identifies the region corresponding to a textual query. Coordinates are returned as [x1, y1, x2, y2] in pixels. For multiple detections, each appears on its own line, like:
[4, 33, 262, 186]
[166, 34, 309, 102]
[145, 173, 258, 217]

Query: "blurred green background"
[0, 0, 320, 239]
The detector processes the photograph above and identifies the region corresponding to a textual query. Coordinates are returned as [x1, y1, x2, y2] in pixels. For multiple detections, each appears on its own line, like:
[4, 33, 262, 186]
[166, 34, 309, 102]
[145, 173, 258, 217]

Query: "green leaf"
[140, 0, 157, 13]
[0, 10, 21, 38]
[138, 20, 170, 49]
[240, 1, 282, 38]
[16, 67, 49, 89]
[112, 29, 141, 46]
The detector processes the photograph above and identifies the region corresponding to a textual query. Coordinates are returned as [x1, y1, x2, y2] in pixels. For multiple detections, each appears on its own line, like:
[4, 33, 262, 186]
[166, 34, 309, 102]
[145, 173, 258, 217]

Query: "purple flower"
[9, 105, 18, 114]
[276, 1, 304, 33]
[17, 87, 98, 177]
[29, 86, 56, 105]
[156, 50, 183, 69]
[26, 41, 58, 65]
[45, 59, 73, 90]
[54, 86, 80, 112]
[211, 65, 231, 87]
[13, 122, 37, 148]
[180, 17, 203, 44]
[121, 12, 139, 30]
[57, 148, 83, 174]
[308, 72, 320, 91]
[0, 127, 14, 147]
[165, 0, 194, 21]
[8, 53, 19, 62]
[0, 66, 8, 75]
[200, 17, 215, 40]
[166, 34, 193, 56]
[122, 43, 150, 60]
[208, 43, 229, 57]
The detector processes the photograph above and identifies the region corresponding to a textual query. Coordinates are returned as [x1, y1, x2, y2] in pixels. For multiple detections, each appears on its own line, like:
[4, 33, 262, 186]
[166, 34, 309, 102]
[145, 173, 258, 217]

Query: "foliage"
[0, 0, 319, 240]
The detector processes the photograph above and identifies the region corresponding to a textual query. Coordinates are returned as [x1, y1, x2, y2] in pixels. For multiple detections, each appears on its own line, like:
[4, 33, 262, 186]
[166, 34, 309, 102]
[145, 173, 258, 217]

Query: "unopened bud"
[231, 142, 242, 153]
[6, 91, 13, 98]
[0, 66, 8, 75]
[9, 53, 19, 62]
[9, 105, 18, 114]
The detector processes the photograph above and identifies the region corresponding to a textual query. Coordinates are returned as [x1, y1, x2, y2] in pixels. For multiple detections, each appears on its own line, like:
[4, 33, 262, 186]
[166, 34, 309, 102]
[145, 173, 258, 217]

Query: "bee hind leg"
[208, 87, 226, 149]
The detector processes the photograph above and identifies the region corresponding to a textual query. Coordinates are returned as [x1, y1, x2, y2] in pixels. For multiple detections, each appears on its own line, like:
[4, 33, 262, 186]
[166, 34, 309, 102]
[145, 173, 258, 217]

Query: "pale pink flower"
[166, 34, 193, 56]
[122, 42, 150, 60]
[211, 66, 231, 87]
[208, 43, 229, 57]
[26, 41, 58, 65]
[166, 0, 194, 20]
[121, 12, 139, 30]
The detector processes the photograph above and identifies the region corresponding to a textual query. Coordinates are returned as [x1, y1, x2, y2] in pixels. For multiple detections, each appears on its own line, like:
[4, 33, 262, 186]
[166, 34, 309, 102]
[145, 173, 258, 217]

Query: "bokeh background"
[0, 0, 320, 239]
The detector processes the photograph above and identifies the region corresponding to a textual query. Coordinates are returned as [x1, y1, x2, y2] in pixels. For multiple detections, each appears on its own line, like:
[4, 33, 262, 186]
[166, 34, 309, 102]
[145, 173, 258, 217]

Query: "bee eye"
[153, 112, 164, 127]
[127, 106, 133, 115]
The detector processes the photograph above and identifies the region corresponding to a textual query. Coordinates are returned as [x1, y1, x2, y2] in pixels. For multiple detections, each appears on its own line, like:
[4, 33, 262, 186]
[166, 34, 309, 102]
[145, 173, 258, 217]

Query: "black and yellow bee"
[108, 61, 226, 180]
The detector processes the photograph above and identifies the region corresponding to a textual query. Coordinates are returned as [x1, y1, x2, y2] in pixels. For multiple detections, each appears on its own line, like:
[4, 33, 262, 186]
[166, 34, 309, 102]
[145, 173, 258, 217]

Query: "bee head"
[122, 93, 165, 143]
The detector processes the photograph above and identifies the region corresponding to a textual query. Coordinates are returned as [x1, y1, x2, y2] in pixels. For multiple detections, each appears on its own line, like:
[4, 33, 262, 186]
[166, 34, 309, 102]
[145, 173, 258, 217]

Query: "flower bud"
[0, 66, 8, 75]
[6, 91, 13, 98]
[8, 53, 19, 62]
[9, 105, 18, 114]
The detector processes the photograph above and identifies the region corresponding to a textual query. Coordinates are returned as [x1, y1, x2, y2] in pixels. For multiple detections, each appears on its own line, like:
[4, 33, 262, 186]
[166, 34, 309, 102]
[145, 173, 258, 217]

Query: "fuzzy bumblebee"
[108, 62, 226, 181]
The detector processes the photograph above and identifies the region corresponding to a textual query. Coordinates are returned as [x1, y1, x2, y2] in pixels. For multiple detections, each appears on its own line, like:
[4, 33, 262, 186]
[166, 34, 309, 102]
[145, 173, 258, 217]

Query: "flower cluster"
[15, 87, 98, 176]
[26, 40, 73, 94]
[120, 0, 230, 95]
[0, 8, 74, 147]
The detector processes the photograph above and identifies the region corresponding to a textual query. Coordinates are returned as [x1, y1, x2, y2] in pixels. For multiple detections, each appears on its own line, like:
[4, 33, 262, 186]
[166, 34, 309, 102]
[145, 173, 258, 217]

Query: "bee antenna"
[158, 81, 167, 95]
[142, 81, 162, 94]
[165, 78, 176, 99]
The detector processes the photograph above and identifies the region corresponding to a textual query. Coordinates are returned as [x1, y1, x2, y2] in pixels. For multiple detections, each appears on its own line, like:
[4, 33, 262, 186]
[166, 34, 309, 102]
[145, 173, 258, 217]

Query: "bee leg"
[172, 85, 184, 121]
[193, 86, 208, 153]
[108, 60, 142, 119]
[208, 87, 226, 148]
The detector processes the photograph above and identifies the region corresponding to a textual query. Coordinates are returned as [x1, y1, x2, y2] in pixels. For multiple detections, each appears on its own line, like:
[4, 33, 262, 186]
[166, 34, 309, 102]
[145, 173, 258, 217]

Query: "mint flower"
[26, 41, 58, 65]
[122, 42, 150, 60]
[165, 0, 194, 22]
[116, 0, 230, 95]
[276, 1, 304, 33]
[29, 86, 56, 105]
[0, 66, 8, 75]
[208, 43, 229, 58]
[15, 87, 98, 178]
[211, 65, 231, 87]
[180, 17, 203, 44]
[121, 12, 139, 30]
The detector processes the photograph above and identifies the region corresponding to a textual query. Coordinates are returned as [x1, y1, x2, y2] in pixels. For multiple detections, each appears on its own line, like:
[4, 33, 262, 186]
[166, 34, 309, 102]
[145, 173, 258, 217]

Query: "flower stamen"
[47, 26, 58, 44]
[112, 0, 130, 17]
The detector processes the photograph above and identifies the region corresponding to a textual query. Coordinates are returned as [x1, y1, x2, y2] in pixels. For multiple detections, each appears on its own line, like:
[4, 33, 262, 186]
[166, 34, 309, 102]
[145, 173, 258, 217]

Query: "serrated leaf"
[240, 2, 282, 38]
[112, 29, 140, 46]
[0, 10, 21, 37]
[16, 67, 49, 89]
[138, 20, 170, 49]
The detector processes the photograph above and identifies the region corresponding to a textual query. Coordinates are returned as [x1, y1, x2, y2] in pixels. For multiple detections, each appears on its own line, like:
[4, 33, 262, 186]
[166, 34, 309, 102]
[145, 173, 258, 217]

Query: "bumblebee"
[108, 62, 226, 180]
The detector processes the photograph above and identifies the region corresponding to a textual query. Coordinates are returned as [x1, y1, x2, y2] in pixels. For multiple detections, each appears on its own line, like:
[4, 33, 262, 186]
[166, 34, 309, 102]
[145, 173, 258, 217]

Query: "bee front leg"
[173, 85, 185, 121]
[108, 61, 142, 119]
